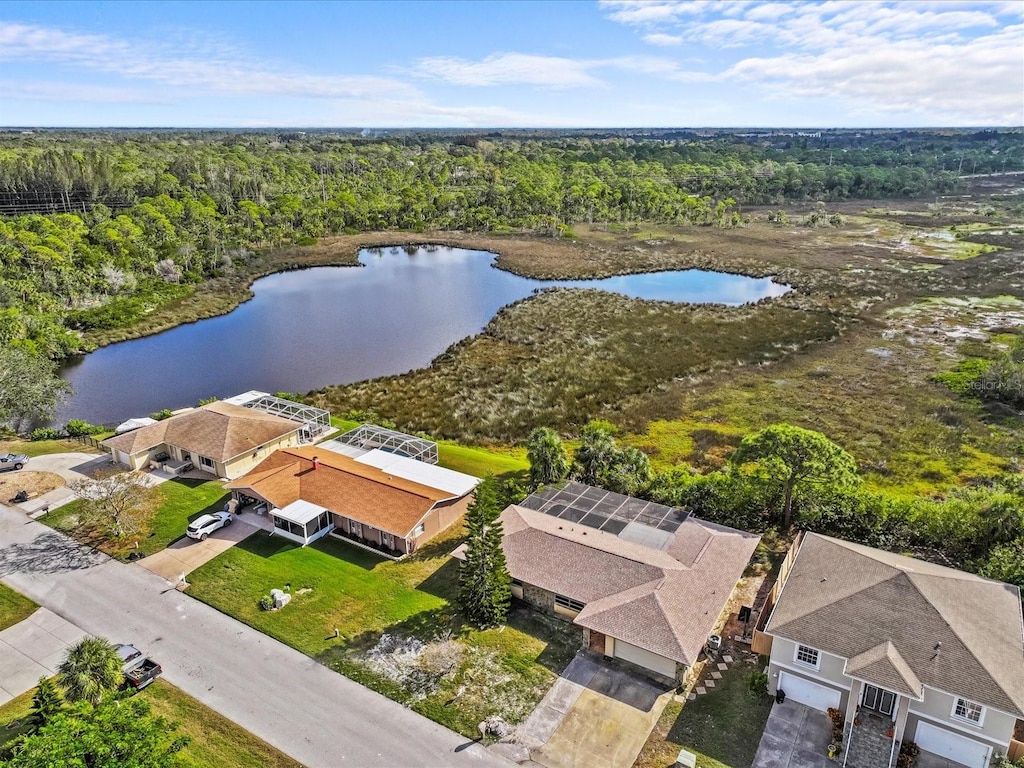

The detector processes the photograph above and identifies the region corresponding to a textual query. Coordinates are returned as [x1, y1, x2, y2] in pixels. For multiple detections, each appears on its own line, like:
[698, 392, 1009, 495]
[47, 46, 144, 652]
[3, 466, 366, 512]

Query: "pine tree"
[459, 478, 512, 628]
[29, 676, 63, 728]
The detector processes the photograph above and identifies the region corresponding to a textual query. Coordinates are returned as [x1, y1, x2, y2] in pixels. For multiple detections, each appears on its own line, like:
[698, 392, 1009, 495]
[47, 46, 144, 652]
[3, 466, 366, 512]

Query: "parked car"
[114, 643, 162, 692]
[0, 453, 28, 472]
[186, 511, 232, 541]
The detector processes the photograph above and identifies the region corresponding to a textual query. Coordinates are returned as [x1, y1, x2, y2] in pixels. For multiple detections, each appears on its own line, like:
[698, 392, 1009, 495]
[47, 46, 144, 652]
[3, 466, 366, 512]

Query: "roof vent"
[931, 642, 942, 661]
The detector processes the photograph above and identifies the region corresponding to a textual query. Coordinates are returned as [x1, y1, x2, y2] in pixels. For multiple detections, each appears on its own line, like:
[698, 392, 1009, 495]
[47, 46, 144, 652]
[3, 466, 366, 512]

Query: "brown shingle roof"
[226, 446, 460, 537]
[103, 401, 300, 462]
[496, 503, 760, 666]
[765, 533, 1024, 716]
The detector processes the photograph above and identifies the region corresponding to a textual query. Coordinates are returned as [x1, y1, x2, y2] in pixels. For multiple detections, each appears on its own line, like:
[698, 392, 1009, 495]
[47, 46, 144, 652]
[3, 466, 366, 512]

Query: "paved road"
[0, 503, 509, 768]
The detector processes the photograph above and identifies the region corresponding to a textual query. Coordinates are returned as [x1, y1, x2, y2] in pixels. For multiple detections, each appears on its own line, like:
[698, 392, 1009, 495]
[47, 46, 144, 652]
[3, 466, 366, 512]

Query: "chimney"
[312, 456, 321, 471]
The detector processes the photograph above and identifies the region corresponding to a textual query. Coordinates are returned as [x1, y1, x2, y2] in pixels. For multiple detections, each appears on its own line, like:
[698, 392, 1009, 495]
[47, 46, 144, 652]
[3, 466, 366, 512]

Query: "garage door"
[777, 671, 841, 712]
[915, 722, 990, 768]
[614, 640, 677, 678]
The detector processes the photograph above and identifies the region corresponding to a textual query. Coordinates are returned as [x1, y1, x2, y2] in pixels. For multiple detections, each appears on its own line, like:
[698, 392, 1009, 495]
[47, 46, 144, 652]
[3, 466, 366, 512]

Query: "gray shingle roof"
[765, 533, 1024, 716]
[498, 502, 760, 666]
[845, 641, 923, 700]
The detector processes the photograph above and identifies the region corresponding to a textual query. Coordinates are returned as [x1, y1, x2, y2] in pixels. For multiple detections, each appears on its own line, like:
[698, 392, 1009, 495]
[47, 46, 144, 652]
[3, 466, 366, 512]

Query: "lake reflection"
[57, 246, 788, 424]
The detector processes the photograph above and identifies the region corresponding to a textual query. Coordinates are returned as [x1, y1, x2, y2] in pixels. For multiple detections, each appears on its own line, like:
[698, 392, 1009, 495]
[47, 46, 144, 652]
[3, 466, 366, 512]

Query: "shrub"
[745, 669, 769, 700]
[63, 420, 104, 437]
[259, 595, 274, 611]
[31, 427, 62, 441]
[150, 409, 174, 421]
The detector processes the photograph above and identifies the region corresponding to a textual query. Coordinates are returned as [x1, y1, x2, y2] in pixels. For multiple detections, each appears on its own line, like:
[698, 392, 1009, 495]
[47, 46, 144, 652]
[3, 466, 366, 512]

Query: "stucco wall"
[768, 637, 851, 710]
[407, 493, 473, 552]
[220, 431, 301, 479]
[907, 688, 1016, 749]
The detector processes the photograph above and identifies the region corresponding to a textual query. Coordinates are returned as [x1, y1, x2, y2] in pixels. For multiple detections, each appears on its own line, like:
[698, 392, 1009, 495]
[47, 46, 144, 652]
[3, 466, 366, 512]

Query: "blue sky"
[1, 0, 1021, 127]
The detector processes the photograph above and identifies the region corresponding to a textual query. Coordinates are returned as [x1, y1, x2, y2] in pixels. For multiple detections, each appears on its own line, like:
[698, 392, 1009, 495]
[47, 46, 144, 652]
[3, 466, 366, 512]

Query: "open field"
[186, 527, 578, 737]
[0, 438, 100, 458]
[0, 471, 64, 501]
[0, 584, 37, 632]
[41, 477, 229, 559]
[0, 679, 301, 767]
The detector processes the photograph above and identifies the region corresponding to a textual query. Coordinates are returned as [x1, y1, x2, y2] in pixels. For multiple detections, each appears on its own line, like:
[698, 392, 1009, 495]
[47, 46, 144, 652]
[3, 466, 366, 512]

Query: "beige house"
[763, 533, 1024, 768]
[226, 446, 479, 550]
[456, 481, 759, 684]
[103, 401, 302, 480]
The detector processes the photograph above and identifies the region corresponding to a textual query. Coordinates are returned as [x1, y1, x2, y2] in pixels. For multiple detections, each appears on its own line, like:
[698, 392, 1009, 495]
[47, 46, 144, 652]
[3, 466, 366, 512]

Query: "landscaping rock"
[270, 589, 291, 609]
[478, 715, 514, 740]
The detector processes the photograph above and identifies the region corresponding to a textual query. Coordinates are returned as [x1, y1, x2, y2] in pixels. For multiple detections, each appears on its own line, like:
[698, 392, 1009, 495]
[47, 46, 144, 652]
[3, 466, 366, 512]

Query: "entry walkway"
[0, 608, 89, 704]
[503, 653, 671, 768]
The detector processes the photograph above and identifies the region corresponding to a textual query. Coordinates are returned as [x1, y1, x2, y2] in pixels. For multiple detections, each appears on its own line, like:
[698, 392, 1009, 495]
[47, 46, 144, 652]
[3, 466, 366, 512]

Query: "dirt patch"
[0, 471, 64, 502]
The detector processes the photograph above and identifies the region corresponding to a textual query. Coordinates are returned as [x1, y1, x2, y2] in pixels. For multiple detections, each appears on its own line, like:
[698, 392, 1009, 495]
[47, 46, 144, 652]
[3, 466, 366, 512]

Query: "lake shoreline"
[76, 228, 794, 355]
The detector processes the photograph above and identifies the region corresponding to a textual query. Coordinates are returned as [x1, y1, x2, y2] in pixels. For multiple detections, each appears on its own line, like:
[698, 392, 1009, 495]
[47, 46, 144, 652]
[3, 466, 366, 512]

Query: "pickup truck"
[115, 643, 163, 692]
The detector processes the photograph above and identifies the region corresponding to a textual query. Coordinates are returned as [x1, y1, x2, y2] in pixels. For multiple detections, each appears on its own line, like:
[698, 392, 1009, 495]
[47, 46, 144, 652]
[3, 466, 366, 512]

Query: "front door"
[862, 684, 896, 716]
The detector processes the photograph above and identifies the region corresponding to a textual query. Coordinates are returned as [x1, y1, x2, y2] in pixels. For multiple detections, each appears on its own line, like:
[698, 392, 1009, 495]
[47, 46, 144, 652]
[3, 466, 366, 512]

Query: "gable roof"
[103, 401, 301, 462]
[765, 533, 1024, 716]
[492, 501, 760, 666]
[845, 642, 923, 700]
[226, 446, 471, 537]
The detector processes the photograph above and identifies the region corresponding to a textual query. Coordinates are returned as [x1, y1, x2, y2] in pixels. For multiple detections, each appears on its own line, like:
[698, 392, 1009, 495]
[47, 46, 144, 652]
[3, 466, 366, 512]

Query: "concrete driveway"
[512, 653, 672, 768]
[0, 502, 510, 768]
[138, 517, 266, 581]
[752, 701, 834, 768]
[0, 608, 89, 704]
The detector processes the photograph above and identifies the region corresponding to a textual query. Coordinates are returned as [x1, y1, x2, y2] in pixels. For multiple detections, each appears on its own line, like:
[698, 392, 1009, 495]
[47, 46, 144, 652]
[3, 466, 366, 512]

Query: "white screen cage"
[241, 395, 331, 444]
[337, 424, 438, 464]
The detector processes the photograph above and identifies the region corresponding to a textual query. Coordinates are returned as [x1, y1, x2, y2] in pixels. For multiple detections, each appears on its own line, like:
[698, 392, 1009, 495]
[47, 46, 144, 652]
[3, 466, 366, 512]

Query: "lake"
[57, 246, 789, 425]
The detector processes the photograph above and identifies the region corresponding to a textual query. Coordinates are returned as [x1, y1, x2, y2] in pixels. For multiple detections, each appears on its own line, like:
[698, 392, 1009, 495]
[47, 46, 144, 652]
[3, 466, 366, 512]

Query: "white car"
[186, 511, 232, 541]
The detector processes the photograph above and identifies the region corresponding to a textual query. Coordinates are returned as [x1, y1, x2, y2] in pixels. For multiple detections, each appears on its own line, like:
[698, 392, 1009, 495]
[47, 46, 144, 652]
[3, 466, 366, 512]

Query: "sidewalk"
[0, 608, 89, 704]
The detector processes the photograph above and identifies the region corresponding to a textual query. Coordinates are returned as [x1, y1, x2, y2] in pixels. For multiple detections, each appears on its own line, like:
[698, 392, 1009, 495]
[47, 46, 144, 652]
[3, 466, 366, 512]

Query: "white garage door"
[777, 671, 841, 712]
[614, 640, 677, 678]
[915, 722, 990, 768]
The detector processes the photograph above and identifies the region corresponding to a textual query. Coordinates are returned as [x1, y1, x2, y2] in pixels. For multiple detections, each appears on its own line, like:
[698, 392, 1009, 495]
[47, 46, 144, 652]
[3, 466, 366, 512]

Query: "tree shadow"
[0, 531, 105, 576]
[416, 558, 461, 601]
[185, 492, 232, 525]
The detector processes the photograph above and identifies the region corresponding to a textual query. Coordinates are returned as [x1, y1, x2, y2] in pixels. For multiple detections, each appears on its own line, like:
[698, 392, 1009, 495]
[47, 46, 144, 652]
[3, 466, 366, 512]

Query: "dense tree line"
[1, 129, 1019, 362]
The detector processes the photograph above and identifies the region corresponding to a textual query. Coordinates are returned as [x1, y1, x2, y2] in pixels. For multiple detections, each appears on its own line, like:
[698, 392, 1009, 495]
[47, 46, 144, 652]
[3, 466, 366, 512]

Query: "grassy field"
[437, 441, 528, 479]
[186, 528, 578, 737]
[636, 664, 773, 768]
[0, 438, 100, 458]
[0, 584, 37, 632]
[0, 679, 301, 767]
[41, 478, 229, 559]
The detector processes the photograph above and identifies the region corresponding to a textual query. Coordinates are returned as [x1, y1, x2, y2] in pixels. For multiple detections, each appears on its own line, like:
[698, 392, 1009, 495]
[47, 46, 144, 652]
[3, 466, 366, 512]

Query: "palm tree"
[57, 637, 123, 705]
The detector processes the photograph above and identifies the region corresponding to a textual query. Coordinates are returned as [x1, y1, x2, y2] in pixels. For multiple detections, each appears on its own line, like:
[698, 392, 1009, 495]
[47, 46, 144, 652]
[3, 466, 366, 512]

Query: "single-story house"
[455, 481, 759, 684]
[225, 445, 479, 549]
[762, 533, 1024, 768]
[103, 401, 303, 480]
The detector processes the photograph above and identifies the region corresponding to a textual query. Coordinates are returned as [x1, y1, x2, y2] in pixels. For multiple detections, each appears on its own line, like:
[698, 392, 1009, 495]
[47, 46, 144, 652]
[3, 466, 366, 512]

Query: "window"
[381, 532, 393, 548]
[350, 520, 362, 537]
[795, 645, 820, 669]
[199, 456, 215, 470]
[952, 698, 984, 725]
[413, 523, 425, 536]
[554, 594, 585, 613]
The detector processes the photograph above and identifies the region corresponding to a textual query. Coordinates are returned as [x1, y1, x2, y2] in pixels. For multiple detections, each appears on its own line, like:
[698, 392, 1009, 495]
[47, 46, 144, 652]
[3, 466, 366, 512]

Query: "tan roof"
[104, 401, 300, 462]
[846, 642, 923, 700]
[765, 533, 1024, 716]
[495, 503, 760, 666]
[226, 446, 459, 537]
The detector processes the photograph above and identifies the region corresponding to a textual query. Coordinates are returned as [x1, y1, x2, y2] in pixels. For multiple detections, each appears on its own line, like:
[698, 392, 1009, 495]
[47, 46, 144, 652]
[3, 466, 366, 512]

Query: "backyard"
[40, 477, 229, 559]
[0, 679, 302, 768]
[186, 526, 578, 737]
[635, 663, 773, 768]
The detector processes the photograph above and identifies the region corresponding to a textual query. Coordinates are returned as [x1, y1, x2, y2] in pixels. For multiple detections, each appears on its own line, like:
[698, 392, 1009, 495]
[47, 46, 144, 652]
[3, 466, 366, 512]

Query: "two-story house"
[763, 533, 1024, 768]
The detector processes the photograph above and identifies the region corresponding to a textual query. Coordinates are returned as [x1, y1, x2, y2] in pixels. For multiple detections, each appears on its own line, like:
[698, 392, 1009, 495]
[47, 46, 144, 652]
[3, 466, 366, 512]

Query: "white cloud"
[601, 1, 1024, 123]
[2, 81, 161, 104]
[410, 53, 601, 88]
[0, 22, 419, 101]
[643, 32, 685, 46]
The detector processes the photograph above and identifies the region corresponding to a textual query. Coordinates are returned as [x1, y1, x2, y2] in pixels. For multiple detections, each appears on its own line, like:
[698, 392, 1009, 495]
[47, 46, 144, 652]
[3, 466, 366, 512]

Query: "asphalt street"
[0, 502, 510, 768]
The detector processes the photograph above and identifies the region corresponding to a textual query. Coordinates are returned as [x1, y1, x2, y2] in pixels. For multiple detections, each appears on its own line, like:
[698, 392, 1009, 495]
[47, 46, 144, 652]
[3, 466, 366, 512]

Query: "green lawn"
[187, 528, 577, 737]
[0, 680, 301, 768]
[0, 438, 100, 458]
[41, 478, 229, 559]
[636, 664, 772, 768]
[0, 584, 37, 631]
[437, 441, 528, 479]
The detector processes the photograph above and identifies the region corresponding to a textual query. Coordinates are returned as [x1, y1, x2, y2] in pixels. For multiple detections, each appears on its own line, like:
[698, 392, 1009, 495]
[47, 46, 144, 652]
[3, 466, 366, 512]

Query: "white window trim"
[199, 455, 215, 469]
[794, 644, 821, 670]
[950, 697, 986, 727]
[413, 523, 425, 536]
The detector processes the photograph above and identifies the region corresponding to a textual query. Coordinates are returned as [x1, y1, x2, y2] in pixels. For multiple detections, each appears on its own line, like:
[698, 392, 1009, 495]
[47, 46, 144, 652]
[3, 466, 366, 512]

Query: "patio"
[751, 701, 835, 768]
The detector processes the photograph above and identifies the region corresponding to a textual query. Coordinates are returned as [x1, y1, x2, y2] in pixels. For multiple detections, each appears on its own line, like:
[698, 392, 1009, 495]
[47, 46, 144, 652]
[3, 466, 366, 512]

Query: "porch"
[269, 499, 334, 546]
[841, 679, 910, 768]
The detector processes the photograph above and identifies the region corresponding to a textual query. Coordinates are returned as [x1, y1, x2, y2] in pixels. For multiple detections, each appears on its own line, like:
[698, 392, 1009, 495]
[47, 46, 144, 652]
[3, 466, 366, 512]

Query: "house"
[103, 401, 304, 479]
[225, 445, 479, 549]
[456, 481, 759, 684]
[762, 533, 1024, 768]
